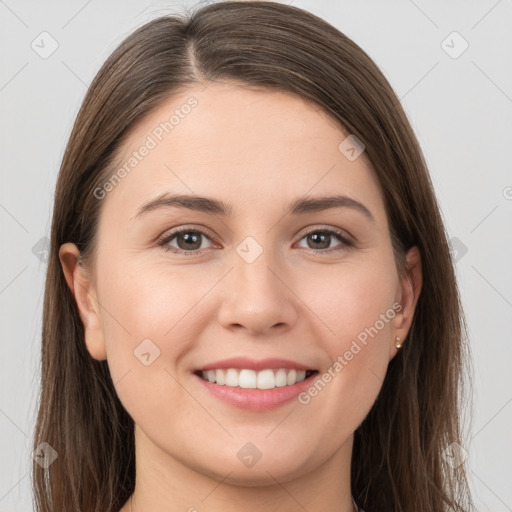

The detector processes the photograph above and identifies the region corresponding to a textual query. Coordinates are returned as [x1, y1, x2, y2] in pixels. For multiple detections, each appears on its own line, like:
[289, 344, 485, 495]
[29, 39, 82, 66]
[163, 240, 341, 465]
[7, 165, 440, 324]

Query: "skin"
[60, 82, 422, 512]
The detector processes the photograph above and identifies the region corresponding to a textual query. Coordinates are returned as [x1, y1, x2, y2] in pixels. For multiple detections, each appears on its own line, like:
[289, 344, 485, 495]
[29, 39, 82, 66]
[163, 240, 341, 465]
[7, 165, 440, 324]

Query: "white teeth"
[215, 369, 226, 385]
[275, 368, 288, 387]
[257, 369, 275, 389]
[287, 369, 297, 386]
[225, 368, 238, 387]
[239, 369, 257, 388]
[200, 368, 311, 389]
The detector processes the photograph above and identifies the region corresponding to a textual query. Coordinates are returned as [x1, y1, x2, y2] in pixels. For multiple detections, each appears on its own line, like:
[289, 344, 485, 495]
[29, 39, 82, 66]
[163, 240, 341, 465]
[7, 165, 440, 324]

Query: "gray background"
[1, 1, 511, 510]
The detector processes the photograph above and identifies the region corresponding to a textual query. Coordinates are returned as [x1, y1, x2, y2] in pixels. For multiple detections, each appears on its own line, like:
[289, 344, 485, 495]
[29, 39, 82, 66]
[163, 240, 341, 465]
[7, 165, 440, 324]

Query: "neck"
[123, 426, 357, 512]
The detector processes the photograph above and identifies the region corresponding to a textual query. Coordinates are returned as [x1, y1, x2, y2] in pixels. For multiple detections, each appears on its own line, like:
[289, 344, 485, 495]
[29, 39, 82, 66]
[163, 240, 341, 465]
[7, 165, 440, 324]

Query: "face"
[61, 82, 421, 488]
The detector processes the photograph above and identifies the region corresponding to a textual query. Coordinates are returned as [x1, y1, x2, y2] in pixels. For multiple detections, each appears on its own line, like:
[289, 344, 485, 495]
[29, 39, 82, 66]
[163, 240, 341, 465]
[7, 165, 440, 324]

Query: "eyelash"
[157, 225, 355, 256]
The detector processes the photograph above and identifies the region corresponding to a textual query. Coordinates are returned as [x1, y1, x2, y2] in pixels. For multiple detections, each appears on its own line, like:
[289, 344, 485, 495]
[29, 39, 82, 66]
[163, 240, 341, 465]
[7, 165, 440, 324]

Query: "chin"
[189, 445, 316, 486]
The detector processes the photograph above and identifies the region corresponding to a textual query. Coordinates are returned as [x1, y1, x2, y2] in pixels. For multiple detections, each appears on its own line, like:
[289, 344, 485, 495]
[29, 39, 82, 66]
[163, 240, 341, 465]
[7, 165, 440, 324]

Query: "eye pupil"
[178, 232, 202, 250]
[308, 232, 330, 249]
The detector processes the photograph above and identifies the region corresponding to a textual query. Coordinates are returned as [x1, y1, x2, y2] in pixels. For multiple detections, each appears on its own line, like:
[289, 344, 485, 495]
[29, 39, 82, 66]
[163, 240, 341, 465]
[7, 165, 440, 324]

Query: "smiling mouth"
[194, 368, 318, 389]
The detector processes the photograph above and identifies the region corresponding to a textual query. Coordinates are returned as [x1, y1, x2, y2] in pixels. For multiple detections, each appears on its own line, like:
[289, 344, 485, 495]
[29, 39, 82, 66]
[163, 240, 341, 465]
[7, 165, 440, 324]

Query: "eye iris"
[177, 232, 202, 251]
[308, 232, 330, 249]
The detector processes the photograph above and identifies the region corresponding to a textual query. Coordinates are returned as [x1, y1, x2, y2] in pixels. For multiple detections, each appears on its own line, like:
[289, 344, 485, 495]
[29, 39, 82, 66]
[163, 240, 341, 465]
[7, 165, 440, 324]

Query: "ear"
[59, 243, 107, 361]
[389, 245, 422, 361]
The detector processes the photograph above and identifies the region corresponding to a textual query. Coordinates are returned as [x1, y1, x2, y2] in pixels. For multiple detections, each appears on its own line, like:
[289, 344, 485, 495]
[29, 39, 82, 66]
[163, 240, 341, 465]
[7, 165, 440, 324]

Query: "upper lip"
[197, 357, 315, 372]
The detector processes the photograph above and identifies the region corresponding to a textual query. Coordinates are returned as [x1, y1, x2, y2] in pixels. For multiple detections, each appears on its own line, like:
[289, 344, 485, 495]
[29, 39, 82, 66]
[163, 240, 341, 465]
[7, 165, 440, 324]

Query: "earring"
[395, 336, 402, 349]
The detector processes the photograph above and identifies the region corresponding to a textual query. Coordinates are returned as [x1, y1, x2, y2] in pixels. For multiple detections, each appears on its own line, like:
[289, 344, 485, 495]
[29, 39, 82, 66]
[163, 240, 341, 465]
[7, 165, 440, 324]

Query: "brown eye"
[306, 231, 331, 250]
[175, 231, 203, 251]
[159, 228, 214, 254]
[158, 226, 354, 256]
[296, 228, 353, 253]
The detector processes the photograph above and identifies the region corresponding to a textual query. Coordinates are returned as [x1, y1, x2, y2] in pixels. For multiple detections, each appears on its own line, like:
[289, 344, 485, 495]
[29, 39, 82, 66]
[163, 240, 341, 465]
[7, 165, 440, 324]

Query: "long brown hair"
[33, 2, 475, 511]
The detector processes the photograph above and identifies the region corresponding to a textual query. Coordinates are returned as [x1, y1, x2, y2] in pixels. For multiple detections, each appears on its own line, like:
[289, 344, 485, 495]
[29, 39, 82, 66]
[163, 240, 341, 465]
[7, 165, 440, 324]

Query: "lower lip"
[193, 372, 317, 411]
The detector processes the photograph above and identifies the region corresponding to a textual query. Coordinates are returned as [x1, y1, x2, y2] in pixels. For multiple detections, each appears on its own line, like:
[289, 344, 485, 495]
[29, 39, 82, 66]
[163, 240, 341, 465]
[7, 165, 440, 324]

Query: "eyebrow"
[133, 193, 375, 222]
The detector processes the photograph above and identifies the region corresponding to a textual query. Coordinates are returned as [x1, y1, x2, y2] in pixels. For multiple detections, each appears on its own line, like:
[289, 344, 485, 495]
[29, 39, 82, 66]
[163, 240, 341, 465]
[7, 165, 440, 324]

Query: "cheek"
[303, 255, 397, 345]
[96, 259, 206, 426]
[303, 258, 397, 399]
[96, 256, 223, 402]
[99, 257, 208, 341]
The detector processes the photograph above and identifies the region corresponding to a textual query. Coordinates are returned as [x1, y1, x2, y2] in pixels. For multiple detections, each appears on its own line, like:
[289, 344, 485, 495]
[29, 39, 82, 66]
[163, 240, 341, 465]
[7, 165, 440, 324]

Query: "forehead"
[100, 82, 385, 224]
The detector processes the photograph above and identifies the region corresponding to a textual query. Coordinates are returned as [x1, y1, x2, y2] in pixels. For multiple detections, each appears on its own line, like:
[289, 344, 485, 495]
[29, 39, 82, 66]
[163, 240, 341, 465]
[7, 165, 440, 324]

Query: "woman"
[32, 2, 475, 511]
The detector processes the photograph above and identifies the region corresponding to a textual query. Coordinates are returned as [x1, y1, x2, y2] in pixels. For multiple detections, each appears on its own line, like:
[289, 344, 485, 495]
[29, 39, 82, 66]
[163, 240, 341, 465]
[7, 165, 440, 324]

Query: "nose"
[216, 247, 298, 336]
